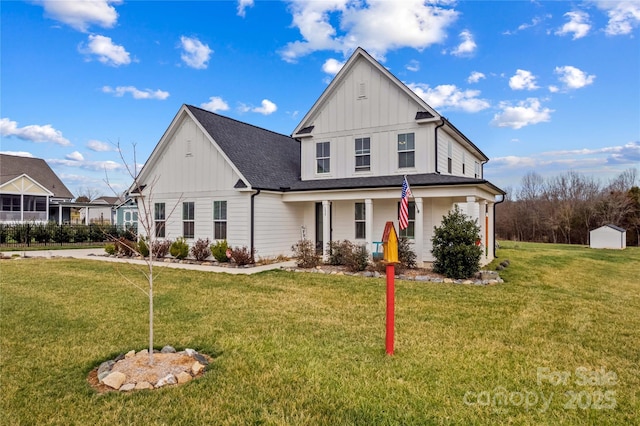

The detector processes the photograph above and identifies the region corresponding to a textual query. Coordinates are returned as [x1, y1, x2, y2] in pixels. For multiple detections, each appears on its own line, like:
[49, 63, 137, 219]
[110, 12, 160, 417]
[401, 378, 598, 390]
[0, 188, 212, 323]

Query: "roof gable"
[0, 154, 74, 199]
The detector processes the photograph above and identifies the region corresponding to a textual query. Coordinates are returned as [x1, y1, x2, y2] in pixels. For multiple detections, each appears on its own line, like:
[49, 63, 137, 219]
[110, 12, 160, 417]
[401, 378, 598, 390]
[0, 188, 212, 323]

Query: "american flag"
[399, 177, 412, 230]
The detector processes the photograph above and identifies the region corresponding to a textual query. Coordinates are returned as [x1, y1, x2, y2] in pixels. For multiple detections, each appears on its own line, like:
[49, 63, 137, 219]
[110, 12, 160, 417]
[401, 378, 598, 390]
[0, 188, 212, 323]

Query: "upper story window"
[316, 142, 330, 174]
[183, 201, 195, 239]
[154, 202, 165, 238]
[213, 201, 227, 240]
[474, 161, 480, 179]
[462, 152, 466, 175]
[398, 133, 415, 168]
[355, 137, 370, 171]
[447, 141, 453, 174]
[355, 202, 366, 239]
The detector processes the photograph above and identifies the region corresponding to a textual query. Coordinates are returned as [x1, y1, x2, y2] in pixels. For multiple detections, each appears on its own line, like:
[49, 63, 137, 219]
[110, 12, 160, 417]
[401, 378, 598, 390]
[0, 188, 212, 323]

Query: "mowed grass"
[1, 242, 638, 425]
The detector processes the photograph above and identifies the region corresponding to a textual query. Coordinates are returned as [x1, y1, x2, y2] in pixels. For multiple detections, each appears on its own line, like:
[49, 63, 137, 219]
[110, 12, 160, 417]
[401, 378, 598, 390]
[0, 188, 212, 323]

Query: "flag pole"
[404, 175, 420, 213]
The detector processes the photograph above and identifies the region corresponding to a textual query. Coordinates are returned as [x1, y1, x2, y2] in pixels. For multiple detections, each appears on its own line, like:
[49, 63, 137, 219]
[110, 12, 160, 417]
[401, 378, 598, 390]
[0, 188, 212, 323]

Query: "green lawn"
[1, 242, 638, 425]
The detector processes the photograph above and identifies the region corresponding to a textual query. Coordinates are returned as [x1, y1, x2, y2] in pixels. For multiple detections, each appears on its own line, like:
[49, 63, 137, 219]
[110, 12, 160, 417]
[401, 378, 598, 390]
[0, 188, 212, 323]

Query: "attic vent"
[358, 81, 367, 99]
[186, 140, 193, 157]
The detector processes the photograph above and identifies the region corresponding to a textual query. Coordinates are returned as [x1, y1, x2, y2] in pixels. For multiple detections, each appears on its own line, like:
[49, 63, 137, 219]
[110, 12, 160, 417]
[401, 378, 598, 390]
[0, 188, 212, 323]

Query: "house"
[590, 224, 626, 249]
[133, 47, 504, 265]
[114, 198, 138, 230]
[78, 196, 121, 225]
[0, 154, 74, 224]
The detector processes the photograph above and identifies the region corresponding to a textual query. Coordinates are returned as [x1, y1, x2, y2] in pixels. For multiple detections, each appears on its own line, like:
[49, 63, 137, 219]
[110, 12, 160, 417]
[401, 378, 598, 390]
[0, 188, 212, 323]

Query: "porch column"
[58, 205, 62, 225]
[466, 196, 477, 223]
[487, 201, 495, 261]
[45, 197, 49, 222]
[414, 197, 424, 266]
[365, 198, 373, 254]
[20, 194, 24, 222]
[479, 200, 488, 262]
[322, 200, 331, 261]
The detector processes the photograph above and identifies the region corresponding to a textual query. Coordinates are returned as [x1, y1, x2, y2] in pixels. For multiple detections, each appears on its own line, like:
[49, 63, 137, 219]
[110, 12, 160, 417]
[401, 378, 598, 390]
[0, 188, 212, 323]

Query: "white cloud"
[66, 151, 85, 161]
[322, 58, 345, 75]
[407, 83, 490, 113]
[450, 29, 476, 56]
[48, 158, 122, 172]
[554, 65, 596, 90]
[548, 85, 560, 93]
[406, 60, 420, 72]
[102, 86, 170, 100]
[280, 0, 458, 62]
[556, 11, 591, 39]
[504, 15, 551, 35]
[491, 98, 553, 129]
[467, 71, 486, 84]
[0, 151, 34, 158]
[0, 117, 71, 146]
[179, 36, 212, 69]
[36, 0, 120, 32]
[237, 0, 254, 17]
[252, 99, 278, 115]
[509, 69, 539, 91]
[595, 1, 640, 36]
[201, 96, 230, 113]
[79, 34, 131, 66]
[87, 140, 113, 152]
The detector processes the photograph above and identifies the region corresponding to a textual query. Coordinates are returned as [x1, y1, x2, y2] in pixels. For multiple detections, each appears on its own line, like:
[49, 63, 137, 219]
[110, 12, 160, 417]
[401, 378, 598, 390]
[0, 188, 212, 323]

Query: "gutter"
[250, 188, 261, 261]
[493, 193, 506, 258]
[434, 119, 445, 174]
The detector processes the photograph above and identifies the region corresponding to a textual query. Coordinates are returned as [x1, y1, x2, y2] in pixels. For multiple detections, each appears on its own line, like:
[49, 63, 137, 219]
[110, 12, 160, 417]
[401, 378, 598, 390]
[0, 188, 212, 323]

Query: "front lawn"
[1, 242, 638, 424]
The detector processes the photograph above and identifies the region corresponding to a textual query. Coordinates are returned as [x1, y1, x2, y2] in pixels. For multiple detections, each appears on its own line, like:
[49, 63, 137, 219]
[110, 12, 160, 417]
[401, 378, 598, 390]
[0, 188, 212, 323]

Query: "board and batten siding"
[253, 192, 305, 258]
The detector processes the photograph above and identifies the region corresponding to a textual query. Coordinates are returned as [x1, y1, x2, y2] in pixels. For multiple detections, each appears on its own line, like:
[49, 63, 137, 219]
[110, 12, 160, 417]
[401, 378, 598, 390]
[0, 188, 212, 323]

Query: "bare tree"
[75, 186, 102, 202]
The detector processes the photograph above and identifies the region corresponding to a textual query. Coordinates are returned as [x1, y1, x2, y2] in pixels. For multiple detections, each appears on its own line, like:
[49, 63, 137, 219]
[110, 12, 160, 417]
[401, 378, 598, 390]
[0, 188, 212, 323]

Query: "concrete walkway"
[0, 248, 297, 275]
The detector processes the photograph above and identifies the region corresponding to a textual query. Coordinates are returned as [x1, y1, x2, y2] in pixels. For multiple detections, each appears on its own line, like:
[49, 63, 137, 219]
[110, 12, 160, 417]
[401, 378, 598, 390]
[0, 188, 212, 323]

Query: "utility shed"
[590, 225, 626, 249]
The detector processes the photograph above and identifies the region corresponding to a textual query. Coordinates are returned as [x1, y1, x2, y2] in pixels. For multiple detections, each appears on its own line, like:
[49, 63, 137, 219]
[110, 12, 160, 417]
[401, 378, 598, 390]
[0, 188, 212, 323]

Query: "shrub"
[138, 238, 150, 257]
[73, 225, 89, 243]
[211, 240, 230, 263]
[53, 226, 72, 244]
[343, 243, 369, 272]
[398, 237, 417, 270]
[115, 237, 137, 257]
[152, 240, 172, 258]
[327, 240, 352, 266]
[291, 239, 320, 268]
[431, 205, 483, 279]
[230, 246, 255, 266]
[170, 237, 190, 260]
[104, 243, 116, 255]
[191, 238, 212, 261]
[32, 224, 53, 244]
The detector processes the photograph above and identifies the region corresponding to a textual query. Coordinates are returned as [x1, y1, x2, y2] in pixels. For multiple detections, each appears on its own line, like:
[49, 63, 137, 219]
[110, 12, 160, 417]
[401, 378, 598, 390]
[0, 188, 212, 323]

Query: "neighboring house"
[590, 225, 626, 249]
[0, 154, 74, 224]
[114, 198, 138, 230]
[133, 47, 504, 265]
[79, 196, 121, 225]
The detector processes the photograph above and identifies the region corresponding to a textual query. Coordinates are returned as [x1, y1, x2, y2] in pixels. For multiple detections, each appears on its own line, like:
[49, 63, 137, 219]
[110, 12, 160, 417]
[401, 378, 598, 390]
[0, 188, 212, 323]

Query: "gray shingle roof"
[186, 105, 301, 191]
[0, 154, 74, 199]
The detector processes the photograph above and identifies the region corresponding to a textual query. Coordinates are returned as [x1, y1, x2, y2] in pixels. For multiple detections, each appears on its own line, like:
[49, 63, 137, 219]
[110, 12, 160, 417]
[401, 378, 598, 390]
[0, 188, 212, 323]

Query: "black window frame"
[355, 137, 371, 171]
[398, 133, 415, 169]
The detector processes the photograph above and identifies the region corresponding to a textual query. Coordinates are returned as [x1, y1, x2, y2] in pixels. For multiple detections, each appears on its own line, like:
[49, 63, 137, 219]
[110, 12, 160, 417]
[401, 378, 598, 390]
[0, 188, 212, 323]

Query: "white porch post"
[322, 200, 331, 261]
[365, 198, 373, 254]
[487, 201, 495, 261]
[466, 196, 477, 223]
[45, 197, 49, 222]
[414, 197, 424, 266]
[20, 194, 24, 222]
[58, 204, 62, 224]
[479, 200, 488, 262]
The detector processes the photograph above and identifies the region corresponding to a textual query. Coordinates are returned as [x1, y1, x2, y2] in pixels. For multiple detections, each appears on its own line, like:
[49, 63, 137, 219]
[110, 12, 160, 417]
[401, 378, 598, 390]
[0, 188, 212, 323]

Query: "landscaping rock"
[193, 353, 209, 365]
[103, 371, 127, 389]
[155, 374, 177, 388]
[161, 345, 176, 354]
[125, 350, 135, 359]
[192, 362, 205, 375]
[176, 372, 192, 384]
[97, 360, 115, 382]
[185, 348, 196, 357]
[119, 383, 136, 392]
[135, 381, 153, 390]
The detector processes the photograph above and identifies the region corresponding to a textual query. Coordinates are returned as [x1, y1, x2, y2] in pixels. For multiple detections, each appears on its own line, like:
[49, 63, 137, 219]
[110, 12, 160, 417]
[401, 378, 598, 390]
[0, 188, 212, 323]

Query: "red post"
[386, 263, 395, 355]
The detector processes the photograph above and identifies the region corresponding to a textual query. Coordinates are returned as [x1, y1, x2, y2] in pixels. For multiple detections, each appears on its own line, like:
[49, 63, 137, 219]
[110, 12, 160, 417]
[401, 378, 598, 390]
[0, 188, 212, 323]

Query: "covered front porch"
[283, 184, 499, 267]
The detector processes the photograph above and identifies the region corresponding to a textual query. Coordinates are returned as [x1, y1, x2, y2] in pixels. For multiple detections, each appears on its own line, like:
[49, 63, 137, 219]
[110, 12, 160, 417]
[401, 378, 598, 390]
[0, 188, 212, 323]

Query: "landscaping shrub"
[431, 205, 482, 279]
[32, 224, 53, 244]
[53, 225, 72, 244]
[211, 240, 230, 262]
[327, 240, 352, 266]
[115, 237, 137, 257]
[151, 239, 172, 258]
[398, 237, 417, 270]
[104, 243, 116, 255]
[230, 246, 255, 266]
[291, 239, 320, 268]
[73, 225, 89, 243]
[191, 238, 212, 261]
[170, 237, 189, 259]
[138, 237, 150, 257]
[343, 243, 369, 272]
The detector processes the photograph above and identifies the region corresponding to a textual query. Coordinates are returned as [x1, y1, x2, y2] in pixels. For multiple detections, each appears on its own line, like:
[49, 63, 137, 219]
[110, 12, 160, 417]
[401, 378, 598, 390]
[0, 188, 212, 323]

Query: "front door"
[315, 202, 323, 254]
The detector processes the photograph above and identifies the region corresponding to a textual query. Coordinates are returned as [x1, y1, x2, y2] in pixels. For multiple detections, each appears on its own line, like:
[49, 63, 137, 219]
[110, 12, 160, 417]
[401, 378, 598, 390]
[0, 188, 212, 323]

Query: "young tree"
[431, 205, 483, 279]
[105, 142, 181, 365]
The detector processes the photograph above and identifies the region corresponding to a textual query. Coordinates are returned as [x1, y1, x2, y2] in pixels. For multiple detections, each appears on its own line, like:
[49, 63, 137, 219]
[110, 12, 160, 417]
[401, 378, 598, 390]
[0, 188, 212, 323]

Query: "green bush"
[211, 240, 230, 262]
[398, 237, 417, 270]
[104, 243, 116, 255]
[73, 225, 89, 243]
[170, 237, 189, 260]
[32, 224, 53, 244]
[291, 239, 320, 268]
[138, 238, 150, 257]
[344, 244, 369, 272]
[431, 205, 483, 279]
[191, 238, 211, 261]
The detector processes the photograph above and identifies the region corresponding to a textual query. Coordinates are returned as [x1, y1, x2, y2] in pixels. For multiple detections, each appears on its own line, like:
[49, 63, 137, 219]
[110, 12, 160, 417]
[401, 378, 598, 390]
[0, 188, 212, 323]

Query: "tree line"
[495, 168, 639, 246]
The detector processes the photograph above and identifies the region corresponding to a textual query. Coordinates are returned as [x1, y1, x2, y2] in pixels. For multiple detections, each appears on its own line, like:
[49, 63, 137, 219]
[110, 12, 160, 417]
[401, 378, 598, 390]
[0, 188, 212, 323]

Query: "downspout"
[493, 193, 506, 258]
[434, 119, 445, 174]
[250, 188, 261, 261]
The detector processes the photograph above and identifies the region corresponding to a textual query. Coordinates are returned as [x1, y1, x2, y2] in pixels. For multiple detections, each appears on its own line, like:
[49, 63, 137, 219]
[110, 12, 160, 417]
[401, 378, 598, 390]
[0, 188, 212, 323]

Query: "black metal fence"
[0, 223, 137, 248]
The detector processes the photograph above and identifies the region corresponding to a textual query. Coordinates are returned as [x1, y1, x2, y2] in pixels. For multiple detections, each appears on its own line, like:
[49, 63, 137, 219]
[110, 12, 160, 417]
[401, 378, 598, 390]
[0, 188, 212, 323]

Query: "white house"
[590, 225, 626, 249]
[133, 47, 504, 266]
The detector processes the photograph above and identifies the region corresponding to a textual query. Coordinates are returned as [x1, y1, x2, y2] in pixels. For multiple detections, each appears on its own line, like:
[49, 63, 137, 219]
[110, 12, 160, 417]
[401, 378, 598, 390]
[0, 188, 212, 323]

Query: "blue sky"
[1, 0, 639, 197]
